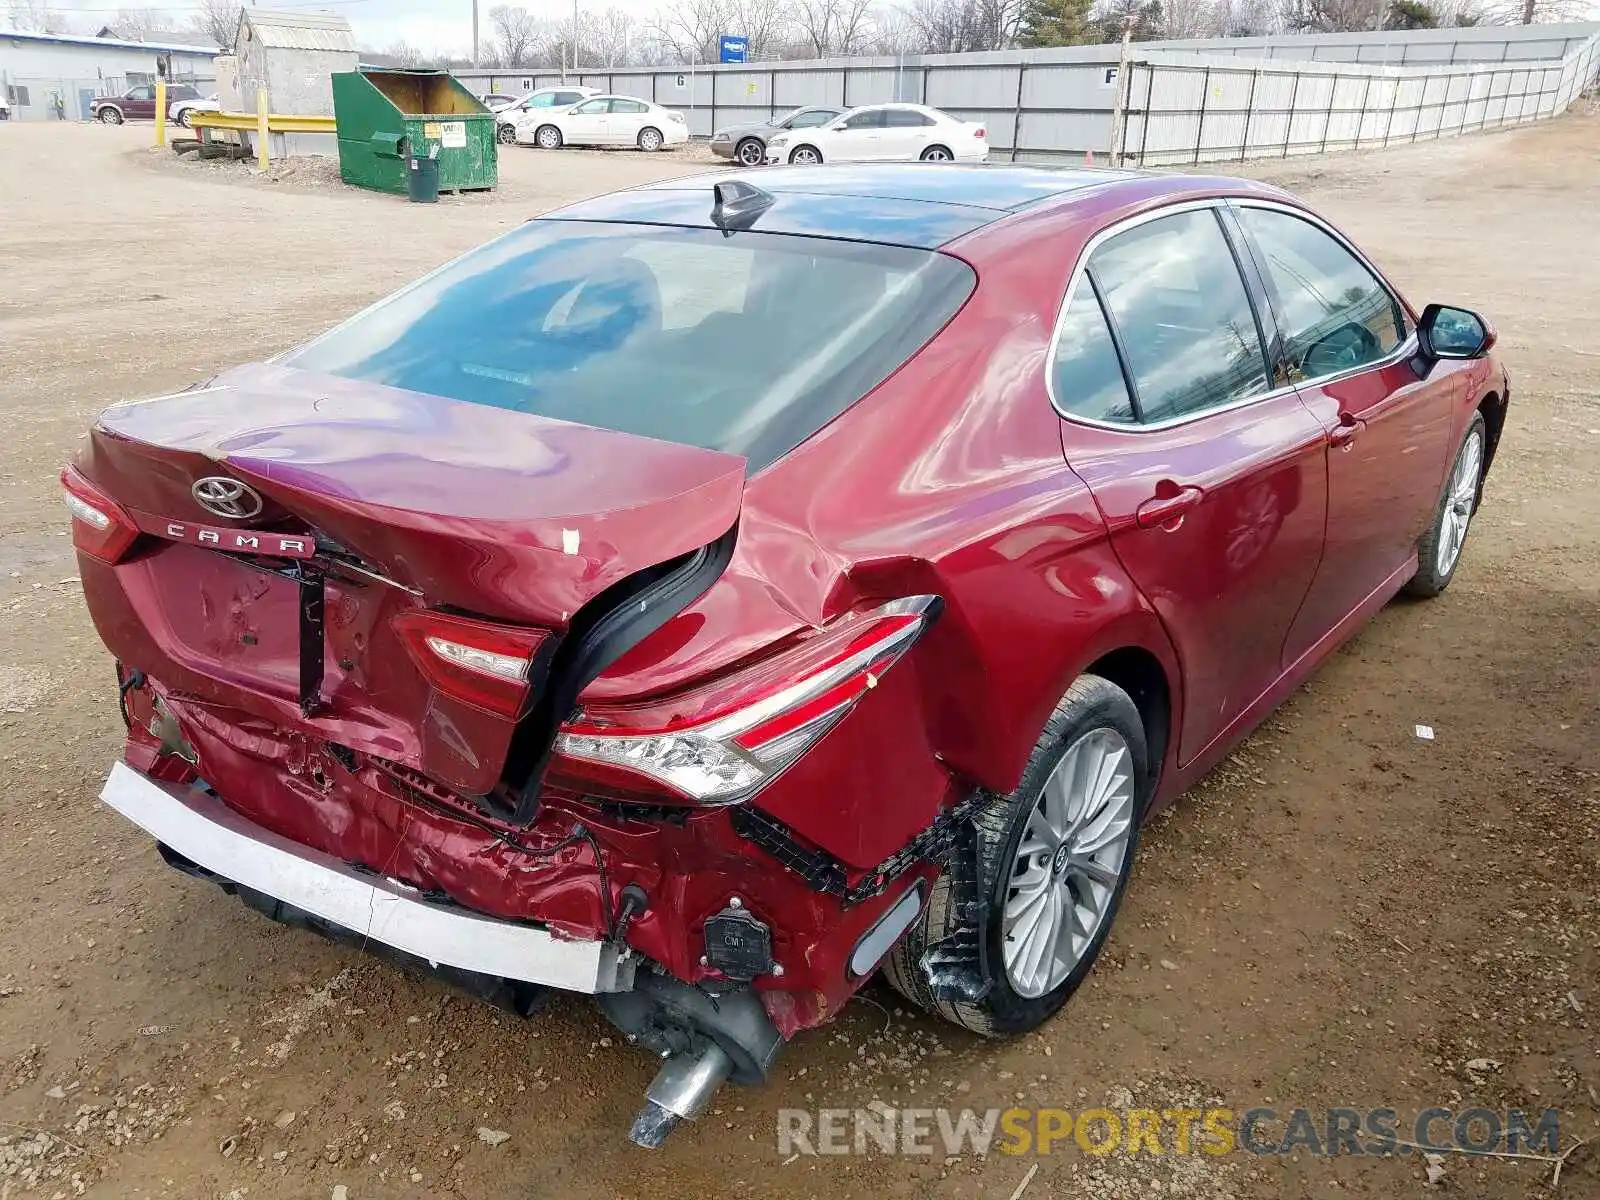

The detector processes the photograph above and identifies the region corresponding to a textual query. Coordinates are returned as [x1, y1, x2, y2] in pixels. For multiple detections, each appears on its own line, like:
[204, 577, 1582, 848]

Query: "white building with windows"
[0, 29, 219, 121]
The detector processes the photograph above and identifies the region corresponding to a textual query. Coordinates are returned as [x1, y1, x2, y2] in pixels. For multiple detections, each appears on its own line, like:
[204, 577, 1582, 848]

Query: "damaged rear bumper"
[98, 761, 636, 994]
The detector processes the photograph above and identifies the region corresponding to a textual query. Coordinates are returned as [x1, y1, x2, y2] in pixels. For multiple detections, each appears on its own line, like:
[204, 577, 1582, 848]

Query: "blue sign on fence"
[719, 35, 748, 64]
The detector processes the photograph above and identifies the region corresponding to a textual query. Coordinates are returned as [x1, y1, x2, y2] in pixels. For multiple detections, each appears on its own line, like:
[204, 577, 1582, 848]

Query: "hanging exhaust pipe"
[628, 1042, 736, 1148]
[598, 968, 784, 1148]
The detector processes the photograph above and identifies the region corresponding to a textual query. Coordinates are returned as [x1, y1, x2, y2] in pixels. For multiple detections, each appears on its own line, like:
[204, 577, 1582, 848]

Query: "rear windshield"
[285, 221, 976, 471]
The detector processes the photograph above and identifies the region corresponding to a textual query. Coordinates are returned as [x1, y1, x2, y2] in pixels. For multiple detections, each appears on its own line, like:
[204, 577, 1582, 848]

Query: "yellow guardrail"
[174, 90, 335, 170]
[190, 111, 336, 135]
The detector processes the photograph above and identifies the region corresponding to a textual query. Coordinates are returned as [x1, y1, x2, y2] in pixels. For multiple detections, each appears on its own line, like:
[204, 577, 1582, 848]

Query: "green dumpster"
[332, 69, 498, 196]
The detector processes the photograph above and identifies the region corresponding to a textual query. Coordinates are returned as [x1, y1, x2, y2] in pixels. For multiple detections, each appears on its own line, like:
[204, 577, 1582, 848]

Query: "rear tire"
[99, 107, 123, 125]
[1405, 411, 1487, 598]
[637, 126, 664, 152]
[535, 124, 563, 150]
[788, 144, 822, 165]
[883, 675, 1149, 1037]
[920, 144, 953, 161]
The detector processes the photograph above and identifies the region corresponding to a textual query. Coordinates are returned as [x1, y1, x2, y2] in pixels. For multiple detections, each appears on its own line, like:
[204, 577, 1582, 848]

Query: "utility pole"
[472, 0, 480, 68]
[572, 0, 580, 73]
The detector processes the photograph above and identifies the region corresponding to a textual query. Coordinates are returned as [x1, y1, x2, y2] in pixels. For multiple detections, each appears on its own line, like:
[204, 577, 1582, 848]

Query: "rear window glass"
[286, 221, 976, 471]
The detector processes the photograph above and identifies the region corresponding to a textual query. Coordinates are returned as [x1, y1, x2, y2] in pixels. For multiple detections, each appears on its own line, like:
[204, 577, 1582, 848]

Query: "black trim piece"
[1214, 203, 1291, 390]
[1087, 266, 1143, 423]
[297, 565, 325, 718]
[503, 523, 740, 824]
[1209, 206, 1279, 395]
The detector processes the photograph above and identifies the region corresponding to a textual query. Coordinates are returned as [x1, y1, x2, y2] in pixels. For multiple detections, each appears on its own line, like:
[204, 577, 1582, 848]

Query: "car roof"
[544, 163, 1145, 249]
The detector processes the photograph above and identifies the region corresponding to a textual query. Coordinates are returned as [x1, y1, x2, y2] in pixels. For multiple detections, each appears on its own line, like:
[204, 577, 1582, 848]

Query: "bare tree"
[1478, 0, 1586, 21]
[110, 7, 168, 39]
[489, 4, 543, 66]
[7, 0, 66, 32]
[728, 0, 796, 57]
[1164, 0, 1222, 37]
[900, 0, 1024, 52]
[1279, 0, 1387, 30]
[647, 0, 730, 63]
[579, 7, 638, 66]
[1213, 0, 1279, 33]
[384, 39, 431, 67]
[794, 0, 877, 55]
[188, 0, 239, 50]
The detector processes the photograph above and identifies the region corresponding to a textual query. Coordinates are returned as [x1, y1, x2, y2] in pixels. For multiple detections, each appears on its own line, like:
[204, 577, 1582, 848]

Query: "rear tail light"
[392, 610, 550, 718]
[553, 596, 940, 804]
[61, 465, 139, 563]
[974, 126, 986, 140]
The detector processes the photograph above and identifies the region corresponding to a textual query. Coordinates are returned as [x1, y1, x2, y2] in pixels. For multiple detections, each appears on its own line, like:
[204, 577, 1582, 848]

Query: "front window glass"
[287, 222, 976, 472]
[1090, 209, 1270, 423]
[1240, 207, 1406, 381]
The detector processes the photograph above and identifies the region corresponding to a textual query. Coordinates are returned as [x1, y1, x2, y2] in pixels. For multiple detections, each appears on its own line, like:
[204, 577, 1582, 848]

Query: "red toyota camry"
[64, 165, 1506, 1146]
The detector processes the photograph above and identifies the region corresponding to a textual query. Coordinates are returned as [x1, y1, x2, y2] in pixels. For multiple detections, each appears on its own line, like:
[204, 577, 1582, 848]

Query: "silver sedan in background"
[709, 105, 844, 167]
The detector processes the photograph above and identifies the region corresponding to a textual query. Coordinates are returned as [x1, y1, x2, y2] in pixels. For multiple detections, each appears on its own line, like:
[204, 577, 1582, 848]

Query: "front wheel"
[496, 122, 516, 145]
[177, 109, 193, 128]
[637, 126, 664, 152]
[736, 137, 764, 166]
[883, 674, 1148, 1036]
[1405, 411, 1487, 598]
[920, 144, 954, 161]
[99, 107, 123, 125]
[534, 124, 563, 150]
[788, 144, 822, 165]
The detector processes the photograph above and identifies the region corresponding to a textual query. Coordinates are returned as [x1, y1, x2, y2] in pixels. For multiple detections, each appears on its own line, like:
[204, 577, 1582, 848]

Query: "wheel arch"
[1477, 387, 1506, 477]
[1082, 645, 1171, 802]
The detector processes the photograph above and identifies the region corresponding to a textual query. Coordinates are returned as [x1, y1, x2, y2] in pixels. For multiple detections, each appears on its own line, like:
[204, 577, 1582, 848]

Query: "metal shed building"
[233, 8, 357, 117]
[0, 29, 218, 121]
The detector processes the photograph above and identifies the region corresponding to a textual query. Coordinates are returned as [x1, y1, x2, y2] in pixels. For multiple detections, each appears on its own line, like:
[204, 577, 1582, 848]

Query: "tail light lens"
[61, 465, 139, 564]
[974, 126, 986, 140]
[392, 610, 550, 718]
[553, 596, 940, 805]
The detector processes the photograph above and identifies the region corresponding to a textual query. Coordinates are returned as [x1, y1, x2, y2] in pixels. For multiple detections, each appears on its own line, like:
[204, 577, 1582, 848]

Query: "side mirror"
[1417, 304, 1495, 362]
[828, 121, 849, 132]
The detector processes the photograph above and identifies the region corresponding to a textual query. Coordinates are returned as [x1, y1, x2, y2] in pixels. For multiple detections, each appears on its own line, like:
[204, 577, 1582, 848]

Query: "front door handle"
[1330, 411, 1366, 448]
[1136, 484, 1204, 529]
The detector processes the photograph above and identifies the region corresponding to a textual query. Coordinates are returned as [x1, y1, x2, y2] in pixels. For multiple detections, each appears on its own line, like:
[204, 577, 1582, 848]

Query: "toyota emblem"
[191, 476, 263, 520]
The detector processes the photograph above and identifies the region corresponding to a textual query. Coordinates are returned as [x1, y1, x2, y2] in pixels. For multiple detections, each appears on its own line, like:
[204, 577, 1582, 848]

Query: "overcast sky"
[42, 1, 644, 56]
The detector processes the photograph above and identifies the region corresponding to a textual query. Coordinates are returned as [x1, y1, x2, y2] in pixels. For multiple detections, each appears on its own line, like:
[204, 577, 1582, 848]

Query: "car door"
[829, 107, 886, 161]
[1230, 202, 1460, 667]
[879, 108, 938, 159]
[124, 85, 156, 119]
[562, 97, 611, 145]
[1054, 204, 1329, 766]
[608, 98, 649, 145]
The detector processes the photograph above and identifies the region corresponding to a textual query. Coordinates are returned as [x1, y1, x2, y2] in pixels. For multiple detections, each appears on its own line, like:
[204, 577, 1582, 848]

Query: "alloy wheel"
[497, 124, 515, 145]
[737, 139, 763, 166]
[536, 126, 561, 149]
[640, 128, 663, 151]
[1437, 427, 1483, 577]
[922, 147, 952, 161]
[790, 147, 820, 165]
[1002, 727, 1136, 999]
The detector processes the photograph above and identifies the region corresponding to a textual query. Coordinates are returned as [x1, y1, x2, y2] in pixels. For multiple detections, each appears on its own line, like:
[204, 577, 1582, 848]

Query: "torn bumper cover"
[98, 761, 636, 994]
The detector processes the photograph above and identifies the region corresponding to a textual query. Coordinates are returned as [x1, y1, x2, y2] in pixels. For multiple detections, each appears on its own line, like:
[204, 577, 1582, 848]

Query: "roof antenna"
[710, 179, 774, 234]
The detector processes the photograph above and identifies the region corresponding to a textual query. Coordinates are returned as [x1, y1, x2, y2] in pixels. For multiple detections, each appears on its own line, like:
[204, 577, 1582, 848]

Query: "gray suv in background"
[710, 105, 844, 167]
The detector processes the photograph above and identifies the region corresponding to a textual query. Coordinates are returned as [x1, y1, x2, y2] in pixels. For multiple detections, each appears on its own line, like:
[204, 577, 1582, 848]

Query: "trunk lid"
[79, 362, 745, 796]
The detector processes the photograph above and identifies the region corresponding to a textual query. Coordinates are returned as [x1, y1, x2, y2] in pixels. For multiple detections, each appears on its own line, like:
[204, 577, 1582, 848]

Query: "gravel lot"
[0, 119, 1595, 1200]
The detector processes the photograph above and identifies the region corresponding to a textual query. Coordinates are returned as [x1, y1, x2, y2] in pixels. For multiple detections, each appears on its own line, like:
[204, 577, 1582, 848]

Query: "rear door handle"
[1136, 485, 1204, 529]
[1330, 412, 1366, 448]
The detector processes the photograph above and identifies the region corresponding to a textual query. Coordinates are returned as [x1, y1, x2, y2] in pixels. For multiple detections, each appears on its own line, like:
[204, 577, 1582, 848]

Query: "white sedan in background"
[518, 95, 688, 152]
[764, 103, 988, 165]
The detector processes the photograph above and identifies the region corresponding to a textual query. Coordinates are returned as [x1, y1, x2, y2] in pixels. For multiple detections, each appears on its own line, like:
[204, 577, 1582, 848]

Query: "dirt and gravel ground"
[0, 118, 1595, 1200]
